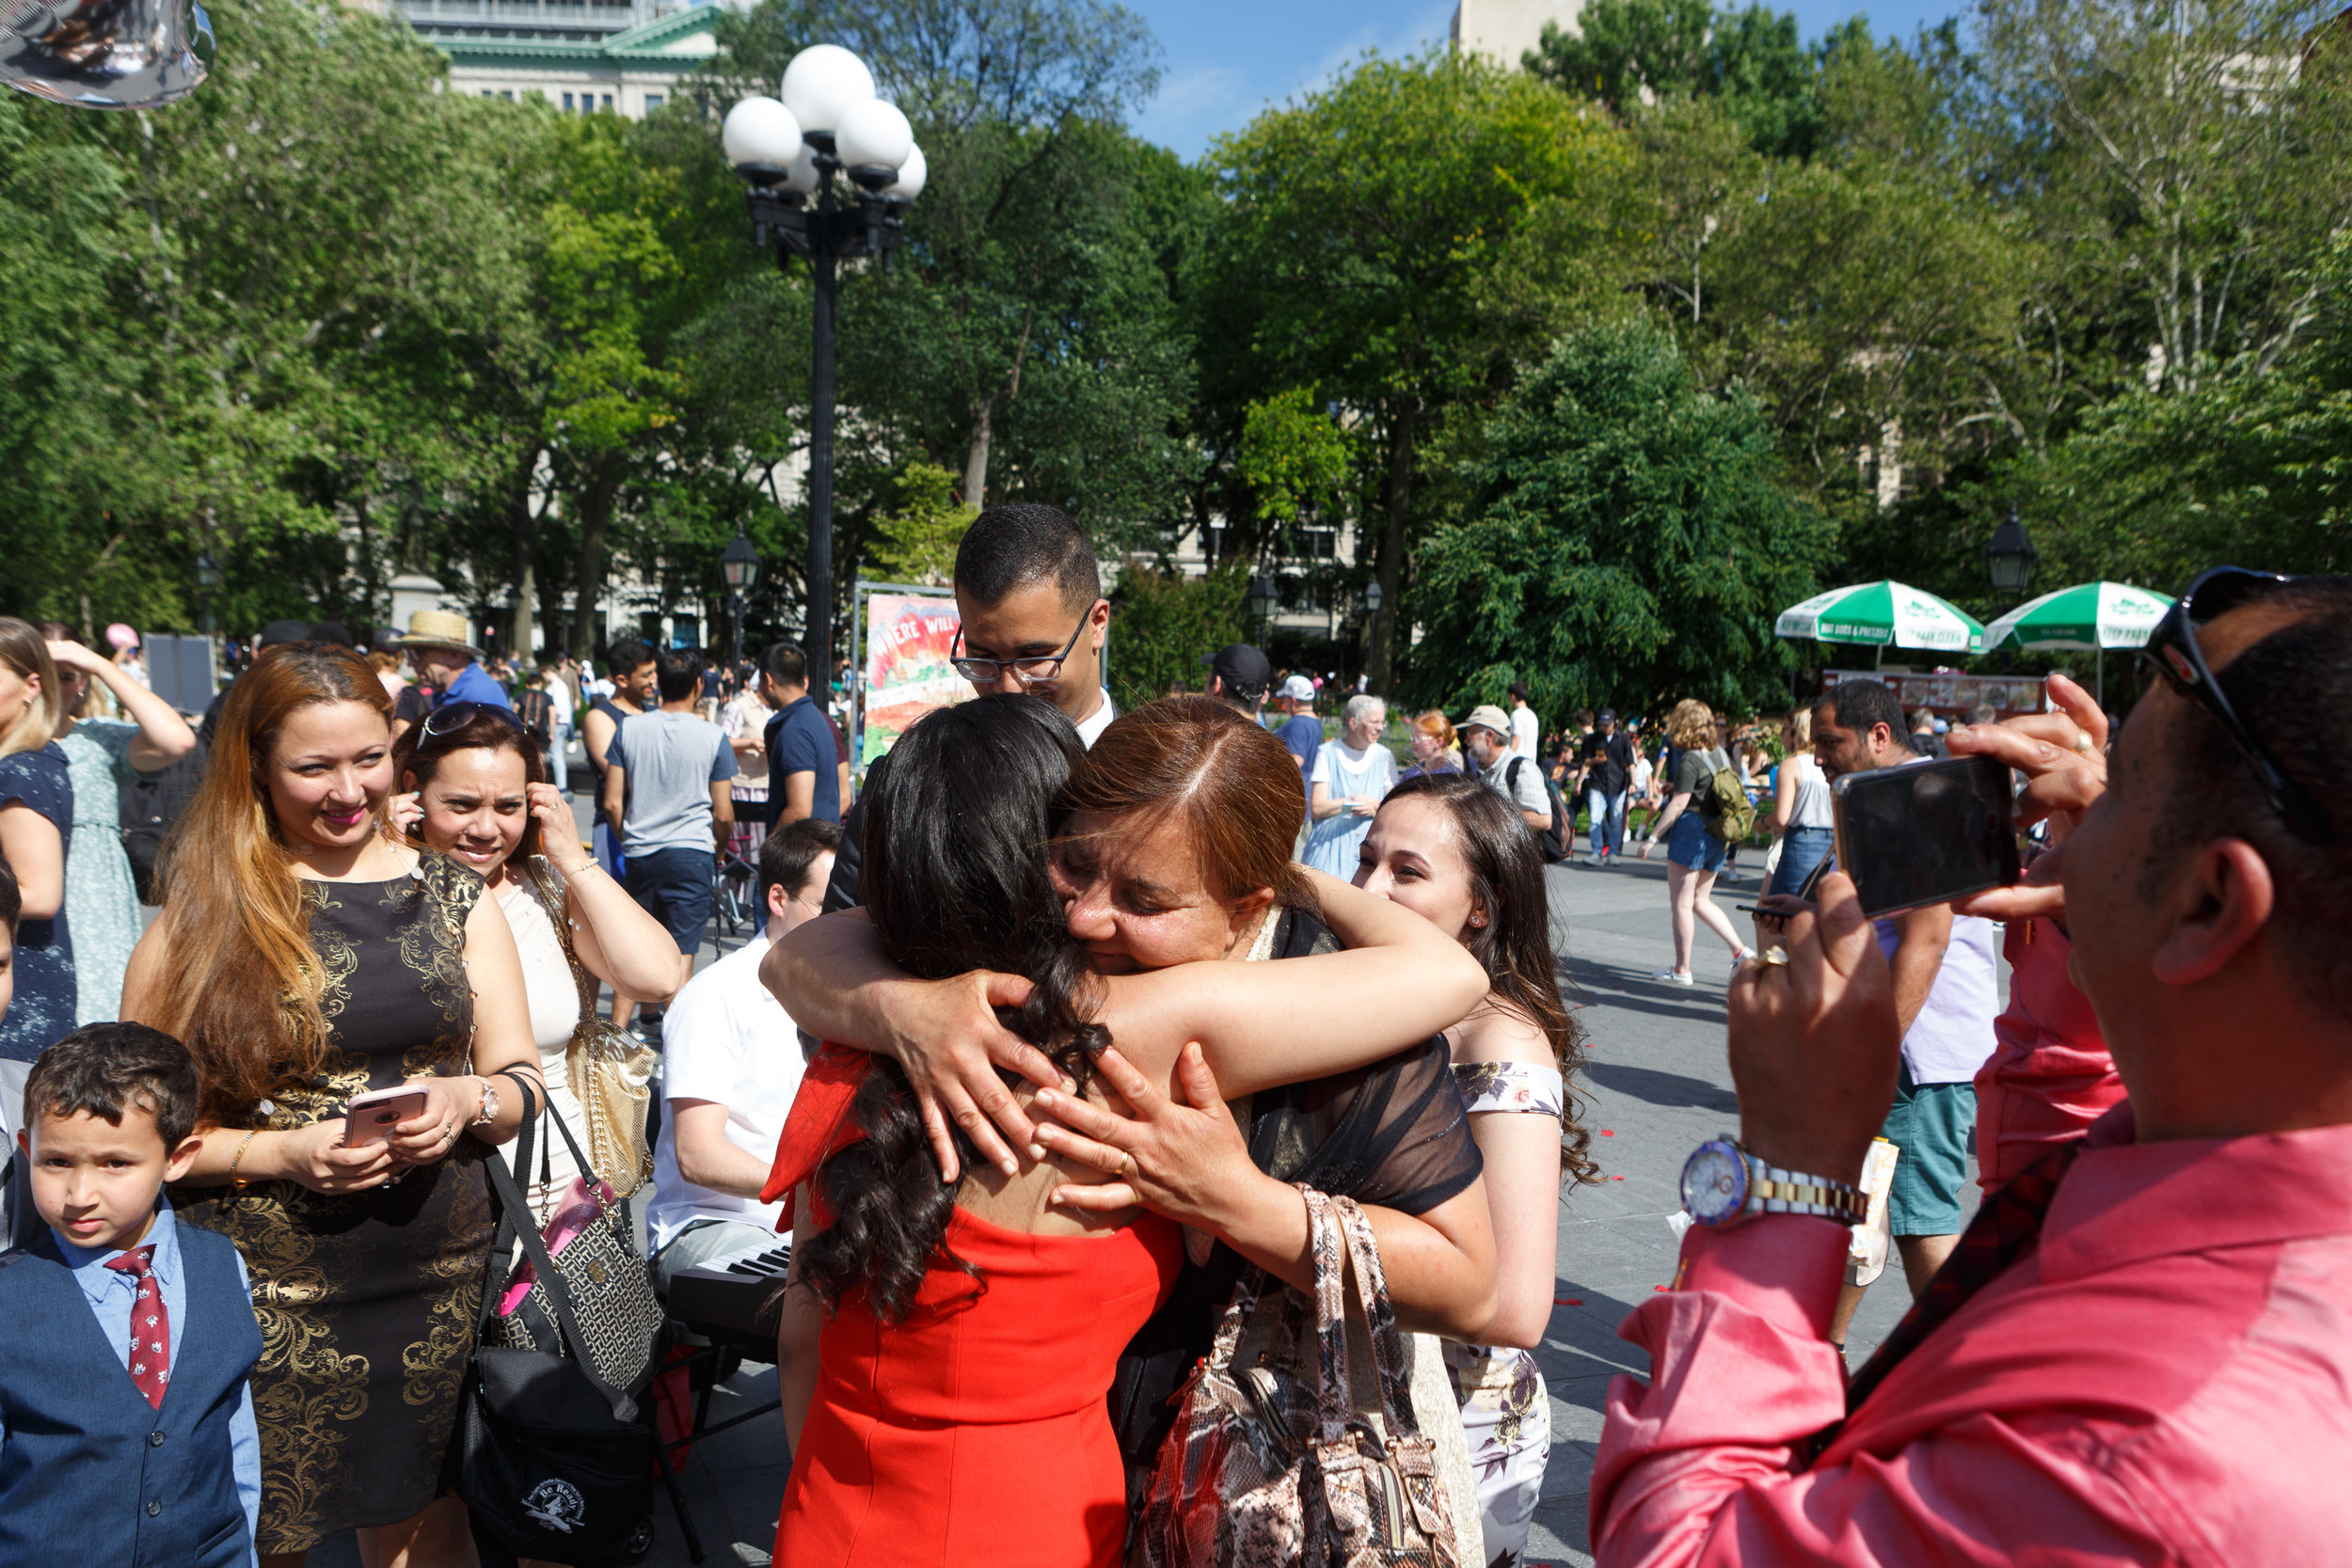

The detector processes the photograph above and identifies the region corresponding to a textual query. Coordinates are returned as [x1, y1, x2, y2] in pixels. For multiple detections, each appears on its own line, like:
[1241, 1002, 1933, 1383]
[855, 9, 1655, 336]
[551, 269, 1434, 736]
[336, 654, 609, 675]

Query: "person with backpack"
[1461, 705, 1571, 863]
[1637, 698, 1756, 984]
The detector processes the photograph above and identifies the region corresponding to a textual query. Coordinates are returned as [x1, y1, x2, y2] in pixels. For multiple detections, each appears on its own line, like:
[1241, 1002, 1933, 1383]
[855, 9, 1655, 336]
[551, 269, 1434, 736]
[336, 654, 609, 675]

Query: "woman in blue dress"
[0, 620, 76, 1222]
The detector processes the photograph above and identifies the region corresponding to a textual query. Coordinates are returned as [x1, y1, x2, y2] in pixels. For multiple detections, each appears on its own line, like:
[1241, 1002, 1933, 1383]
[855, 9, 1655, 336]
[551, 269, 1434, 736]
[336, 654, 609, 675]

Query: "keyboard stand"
[652, 1330, 789, 1566]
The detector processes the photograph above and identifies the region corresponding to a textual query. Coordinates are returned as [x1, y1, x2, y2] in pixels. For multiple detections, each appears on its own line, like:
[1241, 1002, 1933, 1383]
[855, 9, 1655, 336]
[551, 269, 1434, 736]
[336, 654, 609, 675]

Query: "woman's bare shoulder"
[1446, 997, 1553, 1069]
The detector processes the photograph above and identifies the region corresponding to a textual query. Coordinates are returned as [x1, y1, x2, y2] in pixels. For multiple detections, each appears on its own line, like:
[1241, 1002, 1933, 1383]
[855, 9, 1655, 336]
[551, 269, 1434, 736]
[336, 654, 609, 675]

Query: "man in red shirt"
[1594, 573, 2352, 1566]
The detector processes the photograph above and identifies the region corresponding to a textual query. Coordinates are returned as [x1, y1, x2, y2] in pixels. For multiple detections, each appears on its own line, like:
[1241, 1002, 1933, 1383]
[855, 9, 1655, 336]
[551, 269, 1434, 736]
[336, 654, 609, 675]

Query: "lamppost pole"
[721, 528, 761, 680]
[724, 47, 923, 717]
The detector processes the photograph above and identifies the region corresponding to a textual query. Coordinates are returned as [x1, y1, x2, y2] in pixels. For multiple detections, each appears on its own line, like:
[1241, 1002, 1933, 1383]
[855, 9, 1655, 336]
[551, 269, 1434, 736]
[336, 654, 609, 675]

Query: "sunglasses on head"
[2138, 566, 2330, 844]
[418, 701, 525, 747]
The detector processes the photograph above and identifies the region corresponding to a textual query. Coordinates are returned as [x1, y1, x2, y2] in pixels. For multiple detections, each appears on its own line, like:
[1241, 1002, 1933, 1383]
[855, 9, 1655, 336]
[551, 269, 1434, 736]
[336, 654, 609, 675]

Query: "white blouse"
[497, 878, 595, 1202]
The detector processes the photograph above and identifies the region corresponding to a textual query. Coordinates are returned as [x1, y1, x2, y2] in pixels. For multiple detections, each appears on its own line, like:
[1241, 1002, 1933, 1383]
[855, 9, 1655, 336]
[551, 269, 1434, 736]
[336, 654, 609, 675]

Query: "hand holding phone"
[342, 1085, 431, 1150]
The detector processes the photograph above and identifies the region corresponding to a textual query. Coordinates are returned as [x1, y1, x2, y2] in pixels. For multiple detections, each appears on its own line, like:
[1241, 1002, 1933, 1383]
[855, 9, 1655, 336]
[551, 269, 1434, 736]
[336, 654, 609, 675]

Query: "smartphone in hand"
[1832, 755, 2022, 919]
[342, 1085, 431, 1149]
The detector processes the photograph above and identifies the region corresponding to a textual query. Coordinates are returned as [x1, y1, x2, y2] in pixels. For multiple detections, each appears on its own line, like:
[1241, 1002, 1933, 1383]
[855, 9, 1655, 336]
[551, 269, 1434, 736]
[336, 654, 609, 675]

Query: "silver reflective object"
[1, 0, 214, 109]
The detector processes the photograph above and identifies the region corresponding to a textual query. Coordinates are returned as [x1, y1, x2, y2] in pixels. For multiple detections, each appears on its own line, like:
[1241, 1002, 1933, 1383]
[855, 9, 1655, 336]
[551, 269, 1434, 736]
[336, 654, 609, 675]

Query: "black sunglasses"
[2139, 566, 2330, 844]
[418, 700, 525, 746]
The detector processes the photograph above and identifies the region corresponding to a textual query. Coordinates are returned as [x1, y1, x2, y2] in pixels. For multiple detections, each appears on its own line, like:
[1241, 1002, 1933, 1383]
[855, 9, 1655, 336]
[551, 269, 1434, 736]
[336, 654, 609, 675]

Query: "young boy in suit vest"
[0, 1023, 263, 1567]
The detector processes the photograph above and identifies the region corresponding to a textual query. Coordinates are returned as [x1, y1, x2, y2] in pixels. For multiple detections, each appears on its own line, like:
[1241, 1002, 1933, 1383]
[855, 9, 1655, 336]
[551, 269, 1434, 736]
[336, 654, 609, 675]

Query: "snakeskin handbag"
[524, 858, 657, 1197]
[484, 1095, 664, 1400]
[1130, 1189, 1462, 1568]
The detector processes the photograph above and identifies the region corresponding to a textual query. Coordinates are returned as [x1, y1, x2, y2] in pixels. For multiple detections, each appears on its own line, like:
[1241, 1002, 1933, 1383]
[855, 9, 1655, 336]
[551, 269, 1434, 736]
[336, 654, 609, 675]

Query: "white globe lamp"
[885, 143, 927, 201]
[782, 142, 822, 196]
[721, 97, 803, 182]
[781, 44, 875, 143]
[837, 98, 914, 177]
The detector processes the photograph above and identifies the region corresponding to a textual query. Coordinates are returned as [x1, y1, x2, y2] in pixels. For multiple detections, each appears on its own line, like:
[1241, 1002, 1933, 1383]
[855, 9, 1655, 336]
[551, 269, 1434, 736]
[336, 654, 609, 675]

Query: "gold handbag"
[523, 858, 657, 1197]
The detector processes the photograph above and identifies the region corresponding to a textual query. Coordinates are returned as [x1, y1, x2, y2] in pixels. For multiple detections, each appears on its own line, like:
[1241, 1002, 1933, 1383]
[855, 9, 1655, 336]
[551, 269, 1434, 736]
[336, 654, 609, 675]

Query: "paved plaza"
[318, 851, 1978, 1568]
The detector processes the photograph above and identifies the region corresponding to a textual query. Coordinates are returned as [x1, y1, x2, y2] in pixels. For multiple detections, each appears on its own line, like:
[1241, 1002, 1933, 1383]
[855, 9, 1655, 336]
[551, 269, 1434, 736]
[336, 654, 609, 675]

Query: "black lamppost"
[194, 549, 221, 637]
[1983, 505, 2040, 600]
[1247, 573, 1279, 641]
[721, 528, 761, 677]
[723, 48, 924, 703]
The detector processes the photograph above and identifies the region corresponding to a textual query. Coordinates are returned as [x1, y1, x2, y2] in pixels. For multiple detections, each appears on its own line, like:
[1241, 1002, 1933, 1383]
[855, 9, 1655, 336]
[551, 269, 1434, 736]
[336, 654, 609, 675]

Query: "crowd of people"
[0, 534, 2344, 1568]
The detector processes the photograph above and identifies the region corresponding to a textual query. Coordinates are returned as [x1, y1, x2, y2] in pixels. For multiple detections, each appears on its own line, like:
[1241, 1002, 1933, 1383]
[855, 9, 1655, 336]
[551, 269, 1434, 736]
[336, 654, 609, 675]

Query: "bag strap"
[480, 1073, 540, 1331]
[1205, 1250, 1269, 1373]
[1303, 1189, 1356, 1445]
[1331, 1195, 1421, 1438]
[475, 1080, 641, 1424]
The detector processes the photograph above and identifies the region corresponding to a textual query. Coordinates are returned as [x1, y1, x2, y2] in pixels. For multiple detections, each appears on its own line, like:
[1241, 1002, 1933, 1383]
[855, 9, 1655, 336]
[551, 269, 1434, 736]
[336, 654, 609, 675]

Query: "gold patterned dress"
[175, 851, 497, 1554]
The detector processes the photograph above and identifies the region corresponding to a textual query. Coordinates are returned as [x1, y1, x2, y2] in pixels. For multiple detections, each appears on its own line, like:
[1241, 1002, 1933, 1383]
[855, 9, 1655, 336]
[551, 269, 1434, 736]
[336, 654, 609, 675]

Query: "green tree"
[866, 462, 977, 584]
[1104, 560, 1248, 713]
[1200, 51, 1623, 692]
[1406, 318, 1835, 720]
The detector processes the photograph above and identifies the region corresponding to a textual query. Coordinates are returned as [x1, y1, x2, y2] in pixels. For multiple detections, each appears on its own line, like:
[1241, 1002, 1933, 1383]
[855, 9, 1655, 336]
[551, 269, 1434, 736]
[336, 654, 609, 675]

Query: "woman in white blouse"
[1355, 770, 1601, 1568]
[391, 702, 690, 1202]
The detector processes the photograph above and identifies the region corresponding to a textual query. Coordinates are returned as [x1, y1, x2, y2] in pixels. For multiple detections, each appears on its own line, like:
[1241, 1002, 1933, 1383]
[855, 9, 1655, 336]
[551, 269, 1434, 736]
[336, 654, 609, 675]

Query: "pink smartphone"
[342, 1085, 430, 1149]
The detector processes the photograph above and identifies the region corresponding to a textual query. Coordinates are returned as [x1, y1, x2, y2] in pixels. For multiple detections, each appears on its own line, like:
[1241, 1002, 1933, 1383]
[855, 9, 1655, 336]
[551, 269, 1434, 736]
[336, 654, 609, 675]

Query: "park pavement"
[318, 847, 1979, 1568]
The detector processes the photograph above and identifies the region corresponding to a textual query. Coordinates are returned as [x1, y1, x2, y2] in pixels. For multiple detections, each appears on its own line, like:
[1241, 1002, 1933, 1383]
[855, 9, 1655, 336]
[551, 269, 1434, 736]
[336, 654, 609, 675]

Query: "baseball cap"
[1200, 643, 1271, 695]
[1279, 673, 1316, 702]
[1597, 707, 1617, 723]
[1459, 703, 1511, 736]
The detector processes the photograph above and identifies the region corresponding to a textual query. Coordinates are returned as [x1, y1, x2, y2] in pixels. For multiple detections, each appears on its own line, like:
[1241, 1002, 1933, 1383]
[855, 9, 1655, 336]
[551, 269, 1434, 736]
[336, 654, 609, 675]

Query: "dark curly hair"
[1381, 772, 1602, 1185]
[798, 694, 1108, 1323]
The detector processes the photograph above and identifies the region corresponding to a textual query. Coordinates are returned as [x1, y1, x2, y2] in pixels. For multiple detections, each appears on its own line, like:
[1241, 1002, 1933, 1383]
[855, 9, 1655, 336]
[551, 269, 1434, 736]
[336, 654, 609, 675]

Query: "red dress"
[765, 1046, 1183, 1567]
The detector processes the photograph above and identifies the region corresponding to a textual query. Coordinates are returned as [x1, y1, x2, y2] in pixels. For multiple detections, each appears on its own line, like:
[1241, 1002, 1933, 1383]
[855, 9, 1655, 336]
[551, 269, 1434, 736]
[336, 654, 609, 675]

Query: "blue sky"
[1125, 0, 1970, 160]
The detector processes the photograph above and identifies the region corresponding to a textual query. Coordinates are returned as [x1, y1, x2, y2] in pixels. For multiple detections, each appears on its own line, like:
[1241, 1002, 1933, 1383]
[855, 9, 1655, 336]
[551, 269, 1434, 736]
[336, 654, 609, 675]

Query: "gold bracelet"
[229, 1130, 259, 1190]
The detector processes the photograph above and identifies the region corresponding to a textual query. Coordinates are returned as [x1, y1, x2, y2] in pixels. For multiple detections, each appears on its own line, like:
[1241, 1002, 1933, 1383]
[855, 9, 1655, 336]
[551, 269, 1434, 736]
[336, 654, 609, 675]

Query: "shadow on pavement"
[1582, 1060, 1742, 1115]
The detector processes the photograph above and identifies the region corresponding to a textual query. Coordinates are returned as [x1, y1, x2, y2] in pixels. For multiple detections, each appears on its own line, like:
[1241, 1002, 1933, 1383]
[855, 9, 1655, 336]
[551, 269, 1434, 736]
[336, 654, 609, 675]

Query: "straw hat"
[392, 610, 483, 659]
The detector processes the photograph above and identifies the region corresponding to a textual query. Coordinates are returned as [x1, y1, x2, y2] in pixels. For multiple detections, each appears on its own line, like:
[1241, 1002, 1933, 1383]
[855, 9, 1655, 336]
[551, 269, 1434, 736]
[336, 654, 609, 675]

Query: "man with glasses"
[824, 502, 1114, 911]
[646, 817, 841, 1290]
[1590, 569, 2352, 1568]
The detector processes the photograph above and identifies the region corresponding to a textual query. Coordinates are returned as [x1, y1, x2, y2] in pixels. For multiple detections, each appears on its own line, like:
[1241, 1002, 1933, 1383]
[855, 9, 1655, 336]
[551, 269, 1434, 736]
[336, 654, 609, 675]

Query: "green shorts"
[1881, 1066, 1976, 1237]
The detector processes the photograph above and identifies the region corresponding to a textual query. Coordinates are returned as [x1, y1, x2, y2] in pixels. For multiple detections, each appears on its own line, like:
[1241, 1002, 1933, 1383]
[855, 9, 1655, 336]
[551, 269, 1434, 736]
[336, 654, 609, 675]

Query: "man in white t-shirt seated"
[646, 816, 842, 1288]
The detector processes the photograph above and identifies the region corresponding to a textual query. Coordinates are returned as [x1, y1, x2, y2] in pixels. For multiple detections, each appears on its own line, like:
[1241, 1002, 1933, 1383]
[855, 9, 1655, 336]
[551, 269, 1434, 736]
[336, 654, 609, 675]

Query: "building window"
[500, 89, 513, 102]
[1303, 526, 1337, 560]
[481, 89, 495, 98]
[562, 92, 574, 110]
[601, 94, 613, 110]
[644, 93, 663, 110]
[1204, 523, 1227, 561]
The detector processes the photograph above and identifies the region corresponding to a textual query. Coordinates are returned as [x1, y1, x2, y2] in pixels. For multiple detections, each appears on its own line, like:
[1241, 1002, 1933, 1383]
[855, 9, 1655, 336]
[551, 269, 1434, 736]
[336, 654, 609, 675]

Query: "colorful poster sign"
[859, 591, 964, 765]
[1820, 669, 2052, 719]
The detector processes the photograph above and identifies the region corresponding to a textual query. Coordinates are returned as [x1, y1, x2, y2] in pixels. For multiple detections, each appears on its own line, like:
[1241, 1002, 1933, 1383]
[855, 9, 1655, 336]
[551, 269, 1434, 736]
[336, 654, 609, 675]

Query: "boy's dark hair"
[653, 646, 701, 703]
[24, 1023, 201, 1149]
[955, 502, 1100, 617]
[607, 638, 654, 677]
[764, 641, 810, 689]
[761, 816, 844, 905]
[0, 853, 18, 936]
[1509, 681, 1532, 705]
[1817, 678, 1906, 742]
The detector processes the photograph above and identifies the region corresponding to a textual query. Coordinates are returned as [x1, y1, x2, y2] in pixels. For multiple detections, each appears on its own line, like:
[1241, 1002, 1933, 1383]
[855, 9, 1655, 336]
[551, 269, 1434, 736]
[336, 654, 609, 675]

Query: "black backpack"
[119, 740, 208, 904]
[513, 685, 554, 743]
[1507, 756, 1572, 863]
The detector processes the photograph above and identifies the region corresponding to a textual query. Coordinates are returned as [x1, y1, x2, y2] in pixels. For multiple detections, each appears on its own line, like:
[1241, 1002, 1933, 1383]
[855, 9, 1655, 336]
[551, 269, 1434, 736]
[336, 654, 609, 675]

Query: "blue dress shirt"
[39, 1204, 262, 1563]
[436, 660, 514, 710]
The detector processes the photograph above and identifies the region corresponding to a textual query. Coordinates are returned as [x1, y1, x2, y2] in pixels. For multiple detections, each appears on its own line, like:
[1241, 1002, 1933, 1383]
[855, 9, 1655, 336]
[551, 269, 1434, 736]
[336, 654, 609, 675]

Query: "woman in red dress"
[766, 695, 1490, 1567]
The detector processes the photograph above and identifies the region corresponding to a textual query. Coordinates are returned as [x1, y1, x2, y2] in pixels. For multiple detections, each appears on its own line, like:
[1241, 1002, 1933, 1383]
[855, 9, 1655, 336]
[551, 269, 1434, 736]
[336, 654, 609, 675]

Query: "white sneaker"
[1652, 969, 1695, 986]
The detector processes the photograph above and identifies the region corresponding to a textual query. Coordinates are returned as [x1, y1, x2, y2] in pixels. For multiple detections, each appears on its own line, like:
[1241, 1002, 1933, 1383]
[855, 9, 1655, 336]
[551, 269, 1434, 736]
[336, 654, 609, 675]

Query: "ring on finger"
[1117, 1150, 1138, 1180]
[1756, 945, 1792, 969]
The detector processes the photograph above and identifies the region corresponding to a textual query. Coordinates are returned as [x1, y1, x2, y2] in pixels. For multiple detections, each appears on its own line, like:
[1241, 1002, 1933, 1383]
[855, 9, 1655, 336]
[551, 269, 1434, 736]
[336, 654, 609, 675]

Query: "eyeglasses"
[949, 607, 1097, 688]
[2139, 566, 2330, 844]
[418, 701, 524, 746]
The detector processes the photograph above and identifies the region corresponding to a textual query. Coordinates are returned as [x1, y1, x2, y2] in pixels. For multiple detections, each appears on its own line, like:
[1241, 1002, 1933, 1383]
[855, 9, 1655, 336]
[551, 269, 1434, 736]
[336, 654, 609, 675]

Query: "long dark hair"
[799, 694, 1108, 1323]
[1382, 772, 1601, 1185]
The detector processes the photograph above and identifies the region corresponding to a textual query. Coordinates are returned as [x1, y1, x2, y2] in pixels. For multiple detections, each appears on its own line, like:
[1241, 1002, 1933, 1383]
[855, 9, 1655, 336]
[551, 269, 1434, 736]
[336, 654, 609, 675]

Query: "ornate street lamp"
[1361, 578, 1383, 618]
[721, 528, 761, 676]
[194, 548, 221, 636]
[1983, 505, 2040, 598]
[723, 46, 924, 705]
[1247, 572, 1279, 635]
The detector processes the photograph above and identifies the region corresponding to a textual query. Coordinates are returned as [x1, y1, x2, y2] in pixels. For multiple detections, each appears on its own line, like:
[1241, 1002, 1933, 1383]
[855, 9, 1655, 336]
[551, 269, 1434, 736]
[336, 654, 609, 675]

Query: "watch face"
[1681, 1141, 1749, 1226]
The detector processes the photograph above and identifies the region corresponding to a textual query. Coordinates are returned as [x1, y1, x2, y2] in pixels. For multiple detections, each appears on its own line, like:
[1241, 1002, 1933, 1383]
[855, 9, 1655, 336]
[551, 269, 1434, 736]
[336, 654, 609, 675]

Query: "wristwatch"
[471, 1075, 500, 1128]
[1680, 1137, 1868, 1228]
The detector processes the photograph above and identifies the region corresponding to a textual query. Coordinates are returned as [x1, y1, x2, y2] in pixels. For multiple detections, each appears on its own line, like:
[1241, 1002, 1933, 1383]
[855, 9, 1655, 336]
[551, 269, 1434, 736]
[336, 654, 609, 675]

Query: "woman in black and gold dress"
[125, 643, 542, 1567]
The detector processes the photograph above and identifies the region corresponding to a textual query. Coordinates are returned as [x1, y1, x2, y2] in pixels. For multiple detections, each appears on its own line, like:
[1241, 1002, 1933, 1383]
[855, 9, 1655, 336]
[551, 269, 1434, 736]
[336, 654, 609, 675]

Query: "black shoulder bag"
[453, 1077, 658, 1565]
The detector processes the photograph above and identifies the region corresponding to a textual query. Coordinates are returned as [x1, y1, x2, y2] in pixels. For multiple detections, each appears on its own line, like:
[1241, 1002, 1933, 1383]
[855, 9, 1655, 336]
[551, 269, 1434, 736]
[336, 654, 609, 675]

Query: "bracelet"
[471, 1074, 500, 1128]
[229, 1130, 260, 1190]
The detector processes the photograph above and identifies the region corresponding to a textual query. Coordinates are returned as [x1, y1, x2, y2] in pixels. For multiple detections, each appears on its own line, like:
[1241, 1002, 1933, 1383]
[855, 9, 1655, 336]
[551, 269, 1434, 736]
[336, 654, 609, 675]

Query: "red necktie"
[103, 1244, 170, 1409]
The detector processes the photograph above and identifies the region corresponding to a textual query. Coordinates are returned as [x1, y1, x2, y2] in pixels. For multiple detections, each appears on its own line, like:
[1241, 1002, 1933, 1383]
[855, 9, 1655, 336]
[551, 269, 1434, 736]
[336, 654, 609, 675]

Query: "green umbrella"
[1774, 580, 1987, 665]
[1983, 580, 2173, 702]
